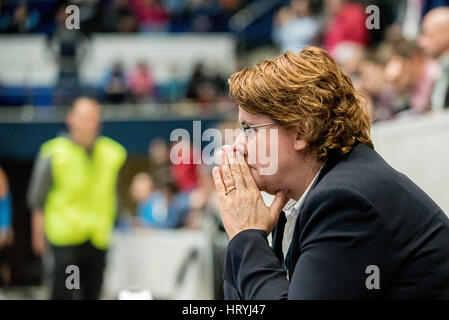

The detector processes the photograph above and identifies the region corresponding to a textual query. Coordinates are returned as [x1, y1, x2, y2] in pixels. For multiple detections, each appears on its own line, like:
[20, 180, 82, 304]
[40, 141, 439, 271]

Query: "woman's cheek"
[251, 167, 265, 190]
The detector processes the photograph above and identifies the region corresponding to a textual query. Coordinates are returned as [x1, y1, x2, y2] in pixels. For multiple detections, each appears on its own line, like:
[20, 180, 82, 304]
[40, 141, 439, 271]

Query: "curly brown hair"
[228, 46, 374, 161]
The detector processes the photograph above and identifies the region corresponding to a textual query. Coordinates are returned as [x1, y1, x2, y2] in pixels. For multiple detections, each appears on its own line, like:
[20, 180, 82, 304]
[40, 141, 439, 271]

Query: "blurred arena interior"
[1, 0, 449, 300]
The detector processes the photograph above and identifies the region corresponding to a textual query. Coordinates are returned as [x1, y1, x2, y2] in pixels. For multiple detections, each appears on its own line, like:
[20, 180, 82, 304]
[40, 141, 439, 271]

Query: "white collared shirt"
[281, 167, 323, 257]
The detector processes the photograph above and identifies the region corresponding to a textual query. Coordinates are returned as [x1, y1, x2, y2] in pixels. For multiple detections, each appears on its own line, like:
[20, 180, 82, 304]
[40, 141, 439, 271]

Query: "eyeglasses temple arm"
[250, 123, 276, 129]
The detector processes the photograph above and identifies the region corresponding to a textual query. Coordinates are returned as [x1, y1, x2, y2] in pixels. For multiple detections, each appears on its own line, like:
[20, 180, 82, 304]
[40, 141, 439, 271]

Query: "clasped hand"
[212, 145, 288, 240]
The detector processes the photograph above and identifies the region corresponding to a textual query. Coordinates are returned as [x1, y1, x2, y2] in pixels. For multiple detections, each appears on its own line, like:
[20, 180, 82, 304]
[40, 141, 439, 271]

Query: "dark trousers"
[50, 241, 106, 300]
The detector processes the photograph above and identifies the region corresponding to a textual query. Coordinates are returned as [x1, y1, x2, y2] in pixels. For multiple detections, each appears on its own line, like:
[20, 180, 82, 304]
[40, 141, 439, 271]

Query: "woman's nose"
[232, 130, 247, 156]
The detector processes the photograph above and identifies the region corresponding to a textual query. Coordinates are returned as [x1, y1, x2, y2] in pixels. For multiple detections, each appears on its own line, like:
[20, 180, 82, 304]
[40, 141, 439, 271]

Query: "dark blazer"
[223, 143, 449, 299]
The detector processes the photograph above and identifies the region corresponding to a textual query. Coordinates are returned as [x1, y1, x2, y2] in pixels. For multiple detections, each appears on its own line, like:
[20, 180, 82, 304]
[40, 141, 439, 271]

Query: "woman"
[212, 47, 449, 299]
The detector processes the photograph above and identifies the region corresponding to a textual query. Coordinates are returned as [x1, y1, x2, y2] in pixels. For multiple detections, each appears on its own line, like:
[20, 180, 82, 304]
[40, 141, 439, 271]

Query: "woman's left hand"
[212, 145, 288, 240]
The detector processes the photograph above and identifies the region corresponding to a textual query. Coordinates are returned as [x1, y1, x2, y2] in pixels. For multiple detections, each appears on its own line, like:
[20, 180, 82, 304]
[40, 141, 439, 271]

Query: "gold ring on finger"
[225, 186, 237, 195]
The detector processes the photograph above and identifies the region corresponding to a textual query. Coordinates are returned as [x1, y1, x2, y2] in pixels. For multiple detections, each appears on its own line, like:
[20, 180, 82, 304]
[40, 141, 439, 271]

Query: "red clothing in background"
[129, 0, 169, 29]
[171, 145, 199, 192]
[127, 67, 155, 97]
[324, 3, 370, 56]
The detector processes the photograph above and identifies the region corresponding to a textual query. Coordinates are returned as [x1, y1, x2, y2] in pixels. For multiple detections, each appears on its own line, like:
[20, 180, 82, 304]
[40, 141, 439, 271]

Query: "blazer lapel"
[271, 210, 286, 265]
[286, 155, 340, 277]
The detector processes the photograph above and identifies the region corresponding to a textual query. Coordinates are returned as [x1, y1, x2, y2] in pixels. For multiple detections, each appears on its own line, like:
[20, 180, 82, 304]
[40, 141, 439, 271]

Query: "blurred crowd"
[32, 2, 231, 108]
[126, 137, 222, 231]
[123, 120, 241, 234]
[271, 0, 449, 121]
[98, 61, 228, 107]
[0, 0, 244, 34]
[2, 0, 449, 121]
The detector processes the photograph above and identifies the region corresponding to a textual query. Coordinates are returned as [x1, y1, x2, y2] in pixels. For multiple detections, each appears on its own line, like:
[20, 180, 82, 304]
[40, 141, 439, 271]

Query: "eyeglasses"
[240, 122, 276, 137]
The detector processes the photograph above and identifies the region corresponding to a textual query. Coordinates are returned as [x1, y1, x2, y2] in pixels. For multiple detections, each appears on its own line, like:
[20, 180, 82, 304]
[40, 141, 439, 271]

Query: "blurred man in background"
[383, 39, 437, 116]
[419, 6, 449, 110]
[147, 138, 173, 188]
[27, 97, 127, 300]
[48, 3, 90, 106]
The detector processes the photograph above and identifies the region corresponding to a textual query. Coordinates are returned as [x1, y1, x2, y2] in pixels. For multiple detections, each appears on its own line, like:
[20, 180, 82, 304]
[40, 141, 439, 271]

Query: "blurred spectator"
[188, 0, 221, 32]
[48, 3, 90, 106]
[165, 0, 186, 15]
[0, 2, 39, 33]
[186, 63, 227, 112]
[127, 61, 156, 103]
[358, 58, 395, 121]
[333, 41, 366, 81]
[130, 173, 192, 228]
[186, 62, 207, 100]
[75, 0, 105, 34]
[384, 39, 438, 115]
[0, 166, 13, 287]
[130, 0, 170, 32]
[101, 61, 129, 104]
[148, 138, 174, 188]
[272, 0, 321, 53]
[323, 0, 370, 56]
[163, 63, 186, 103]
[130, 172, 154, 203]
[0, 167, 12, 245]
[167, 0, 239, 32]
[192, 165, 219, 225]
[170, 140, 199, 192]
[355, 38, 439, 121]
[102, 0, 138, 32]
[419, 6, 449, 110]
[27, 97, 127, 299]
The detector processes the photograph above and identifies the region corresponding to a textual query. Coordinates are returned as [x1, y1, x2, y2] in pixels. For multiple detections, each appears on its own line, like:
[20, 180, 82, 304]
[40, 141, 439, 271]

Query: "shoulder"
[299, 145, 394, 233]
[97, 136, 126, 152]
[315, 143, 442, 215]
[301, 185, 379, 234]
[39, 137, 73, 157]
[300, 143, 446, 244]
[315, 144, 410, 202]
[96, 136, 127, 160]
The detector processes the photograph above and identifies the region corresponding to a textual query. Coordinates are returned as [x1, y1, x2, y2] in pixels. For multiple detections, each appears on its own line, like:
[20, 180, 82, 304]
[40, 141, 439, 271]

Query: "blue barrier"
[0, 118, 223, 161]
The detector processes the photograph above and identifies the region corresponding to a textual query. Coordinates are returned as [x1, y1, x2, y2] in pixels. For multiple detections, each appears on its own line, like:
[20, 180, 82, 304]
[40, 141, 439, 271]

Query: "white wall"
[0, 34, 237, 86]
[371, 111, 449, 216]
[0, 35, 58, 85]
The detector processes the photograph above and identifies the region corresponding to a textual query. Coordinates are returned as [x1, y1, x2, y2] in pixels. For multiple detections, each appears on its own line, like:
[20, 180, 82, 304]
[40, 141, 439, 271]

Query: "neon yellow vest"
[40, 136, 126, 249]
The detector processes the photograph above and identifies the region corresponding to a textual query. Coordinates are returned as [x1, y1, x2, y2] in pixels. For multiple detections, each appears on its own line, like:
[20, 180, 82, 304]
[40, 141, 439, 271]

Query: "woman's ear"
[293, 124, 308, 151]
